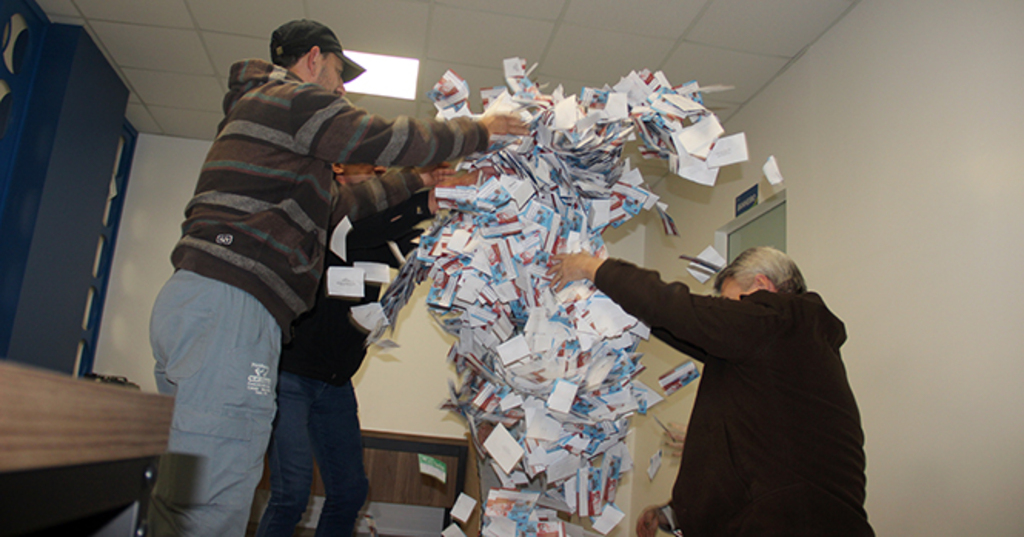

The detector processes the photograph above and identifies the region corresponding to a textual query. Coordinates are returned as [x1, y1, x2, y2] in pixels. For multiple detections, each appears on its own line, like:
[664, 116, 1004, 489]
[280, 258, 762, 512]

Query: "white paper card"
[329, 216, 352, 261]
[706, 132, 749, 168]
[451, 492, 477, 523]
[350, 302, 387, 332]
[484, 423, 525, 475]
[353, 262, 391, 285]
[647, 449, 663, 480]
[591, 503, 626, 535]
[443, 524, 467, 537]
[326, 266, 364, 298]
[546, 379, 578, 415]
[763, 155, 785, 185]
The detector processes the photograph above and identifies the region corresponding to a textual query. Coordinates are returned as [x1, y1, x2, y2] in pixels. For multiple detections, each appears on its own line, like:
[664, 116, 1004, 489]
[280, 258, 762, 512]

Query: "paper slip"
[353, 262, 391, 285]
[450, 492, 477, 523]
[484, 517, 517, 537]
[443, 524, 468, 537]
[329, 216, 352, 261]
[350, 302, 387, 332]
[591, 503, 626, 535]
[686, 245, 727, 284]
[326, 266, 364, 298]
[763, 155, 785, 185]
[497, 334, 531, 366]
[658, 361, 701, 396]
[483, 423, 524, 475]
[546, 379, 578, 414]
[706, 132, 749, 168]
[648, 449, 663, 480]
[418, 454, 447, 484]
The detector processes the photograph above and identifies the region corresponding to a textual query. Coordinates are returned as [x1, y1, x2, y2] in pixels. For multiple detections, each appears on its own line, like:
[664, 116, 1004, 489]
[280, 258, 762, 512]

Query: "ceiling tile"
[90, 21, 214, 75]
[125, 103, 162, 134]
[33, 0, 79, 18]
[202, 32, 268, 77]
[186, 0, 304, 38]
[662, 42, 789, 103]
[74, 0, 193, 28]
[427, 7, 553, 69]
[345, 94, 421, 121]
[308, 0, 430, 58]
[121, 68, 224, 112]
[564, 0, 704, 40]
[149, 106, 224, 140]
[435, 0, 567, 20]
[541, 24, 675, 86]
[45, 14, 85, 26]
[687, 0, 852, 57]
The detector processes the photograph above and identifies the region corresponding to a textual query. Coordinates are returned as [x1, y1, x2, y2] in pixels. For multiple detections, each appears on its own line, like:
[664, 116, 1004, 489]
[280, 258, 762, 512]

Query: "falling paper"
[685, 245, 727, 284]
[648, 449, 663, 480]
[763, 155, 785, 185]
[451, 492, 477, 523]
[363, 57, 780, 537]
[418, 454, 448, 484]
[658, 361, 701, 396]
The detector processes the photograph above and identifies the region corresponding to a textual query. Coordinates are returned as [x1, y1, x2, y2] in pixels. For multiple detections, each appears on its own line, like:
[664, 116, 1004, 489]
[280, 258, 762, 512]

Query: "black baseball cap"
[270, 19, 366, 82]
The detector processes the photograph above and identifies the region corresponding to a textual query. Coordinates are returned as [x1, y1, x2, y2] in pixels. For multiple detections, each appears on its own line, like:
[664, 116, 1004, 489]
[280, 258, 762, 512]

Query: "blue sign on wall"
[736, 184, 758, 217]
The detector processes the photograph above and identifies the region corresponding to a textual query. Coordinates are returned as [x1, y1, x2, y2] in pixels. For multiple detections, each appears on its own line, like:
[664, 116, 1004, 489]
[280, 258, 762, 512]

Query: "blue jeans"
[255, 372, 368, 537]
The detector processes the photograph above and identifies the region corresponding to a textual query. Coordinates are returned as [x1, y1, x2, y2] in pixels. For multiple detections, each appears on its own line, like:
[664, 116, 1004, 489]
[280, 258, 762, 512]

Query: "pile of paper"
[369, 59, 753, 536]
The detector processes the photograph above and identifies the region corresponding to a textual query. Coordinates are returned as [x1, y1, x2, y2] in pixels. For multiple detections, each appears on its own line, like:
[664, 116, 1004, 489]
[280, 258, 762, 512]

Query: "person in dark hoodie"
[254, 164, 469, 537]
[547, 246, 873, 537]
[148, 19, 526, 537]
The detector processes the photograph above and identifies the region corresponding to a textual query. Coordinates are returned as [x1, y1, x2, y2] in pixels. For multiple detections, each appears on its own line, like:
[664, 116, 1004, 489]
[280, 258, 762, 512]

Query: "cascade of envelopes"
[370, 59, 747, 537]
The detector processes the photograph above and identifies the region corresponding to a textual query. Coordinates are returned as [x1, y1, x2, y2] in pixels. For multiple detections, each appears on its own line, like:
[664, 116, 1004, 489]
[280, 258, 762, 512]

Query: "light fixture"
[343, 50, 419, 101]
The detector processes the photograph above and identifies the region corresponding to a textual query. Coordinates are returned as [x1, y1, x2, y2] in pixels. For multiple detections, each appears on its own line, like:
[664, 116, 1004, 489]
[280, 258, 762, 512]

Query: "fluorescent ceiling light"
[344, 51, 419, 101]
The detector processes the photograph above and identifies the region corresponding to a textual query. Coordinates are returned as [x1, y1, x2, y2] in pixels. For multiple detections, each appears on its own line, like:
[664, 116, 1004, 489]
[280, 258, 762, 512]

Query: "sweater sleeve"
[595, 259, 785, 363]
[330, 168, 425, 228]
[293, 89, 489, 167]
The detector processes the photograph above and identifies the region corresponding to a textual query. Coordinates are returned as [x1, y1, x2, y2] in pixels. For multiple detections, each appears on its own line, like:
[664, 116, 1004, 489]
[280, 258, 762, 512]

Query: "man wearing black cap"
[149, 19, 527, 537]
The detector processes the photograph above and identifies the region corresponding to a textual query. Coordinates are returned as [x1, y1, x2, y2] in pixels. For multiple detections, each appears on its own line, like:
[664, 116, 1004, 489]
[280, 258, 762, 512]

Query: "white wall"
[94, 134, 210, 392]
[629, 0, 1024, 535]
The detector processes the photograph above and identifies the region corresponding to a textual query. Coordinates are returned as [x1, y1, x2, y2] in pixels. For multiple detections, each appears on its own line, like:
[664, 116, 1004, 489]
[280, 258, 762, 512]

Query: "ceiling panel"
[125, 103, 160, 134]
[34, 0, 859, 140]
[202, 32, 268, 78]
[308, 0, 431, 58]
[186, 0, 305, 38]
[541, 24, 675, 86]
[563, 0, 704, 40]
[32, 0, 78, 18]
[90, 21, 214, 75]
[435, 0, 567, 20]
[148, 106, 224, 140]
[74, 0, 192, 28]
[427, 6, 554, 69]
[661, 42, 790, 103]
[687, 0, 853, 57]
[121, 68, 223, 112]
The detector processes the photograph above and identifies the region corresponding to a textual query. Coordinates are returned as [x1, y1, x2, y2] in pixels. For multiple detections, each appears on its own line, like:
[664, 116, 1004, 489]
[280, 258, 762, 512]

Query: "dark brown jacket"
[172, 59, 488, 337]
[595, 259, 872, 537]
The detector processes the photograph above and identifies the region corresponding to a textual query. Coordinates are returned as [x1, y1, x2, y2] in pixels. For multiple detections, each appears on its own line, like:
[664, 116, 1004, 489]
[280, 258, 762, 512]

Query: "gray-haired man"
[549, 246, 873, 536]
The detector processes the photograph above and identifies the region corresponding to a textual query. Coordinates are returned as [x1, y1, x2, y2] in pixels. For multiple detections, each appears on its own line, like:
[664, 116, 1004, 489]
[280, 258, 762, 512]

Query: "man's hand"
[480, 113, 529, 138]
[665, 421, 687, 457]
[636, 505, 667, 537]
[547, 253, 605, 291]
[427, 170, 479, 214]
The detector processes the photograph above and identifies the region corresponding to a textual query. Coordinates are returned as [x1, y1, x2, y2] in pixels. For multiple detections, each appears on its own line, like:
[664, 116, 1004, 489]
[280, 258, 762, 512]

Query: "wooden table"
[0, 360, 173, 536]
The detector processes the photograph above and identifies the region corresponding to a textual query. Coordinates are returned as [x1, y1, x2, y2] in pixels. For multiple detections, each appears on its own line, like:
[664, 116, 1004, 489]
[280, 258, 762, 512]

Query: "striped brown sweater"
[171, 59, 489, 339]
